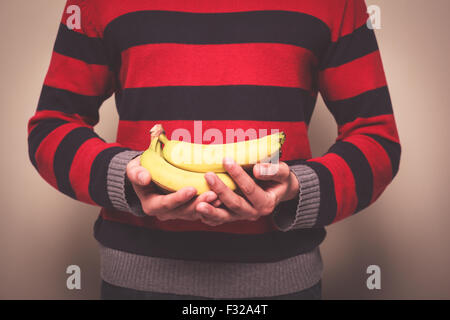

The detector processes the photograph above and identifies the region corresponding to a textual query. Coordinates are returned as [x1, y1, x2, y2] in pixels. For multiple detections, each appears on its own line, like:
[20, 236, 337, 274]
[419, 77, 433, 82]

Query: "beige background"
[1, 0, 449, 299]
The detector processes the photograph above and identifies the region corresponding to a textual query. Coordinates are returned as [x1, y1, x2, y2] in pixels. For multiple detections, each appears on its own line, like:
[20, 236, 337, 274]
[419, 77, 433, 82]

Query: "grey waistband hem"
[99, 243, 323, 298]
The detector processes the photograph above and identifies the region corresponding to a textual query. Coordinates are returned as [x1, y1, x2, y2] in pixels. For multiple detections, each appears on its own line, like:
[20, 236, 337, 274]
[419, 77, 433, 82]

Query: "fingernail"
[186, 188, 197, 197]
[204, 173, 215, 186]
[197, 203, 210, 214]
[223, 157, 235, 168]
[206, 192, 217, 202]
[138, 172, 147, 184]
[258, 164, 268, 176]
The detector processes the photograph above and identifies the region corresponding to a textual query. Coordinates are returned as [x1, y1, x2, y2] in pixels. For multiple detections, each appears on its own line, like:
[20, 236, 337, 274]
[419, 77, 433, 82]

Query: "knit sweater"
[27, 0, 401, 298]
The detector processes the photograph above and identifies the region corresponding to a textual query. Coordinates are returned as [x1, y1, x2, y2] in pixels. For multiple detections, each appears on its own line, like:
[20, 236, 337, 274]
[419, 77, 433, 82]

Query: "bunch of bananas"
[140, 125, 285, 194]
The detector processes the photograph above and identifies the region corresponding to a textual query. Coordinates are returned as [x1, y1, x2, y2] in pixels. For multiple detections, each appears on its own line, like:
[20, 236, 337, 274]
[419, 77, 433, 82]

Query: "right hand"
[126, 156, 220, 222]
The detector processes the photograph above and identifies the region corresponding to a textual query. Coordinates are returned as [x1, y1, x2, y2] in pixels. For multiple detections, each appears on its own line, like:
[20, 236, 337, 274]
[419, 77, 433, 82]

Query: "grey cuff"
[272, 165, 321, 231]
[107, 150, 146, 217]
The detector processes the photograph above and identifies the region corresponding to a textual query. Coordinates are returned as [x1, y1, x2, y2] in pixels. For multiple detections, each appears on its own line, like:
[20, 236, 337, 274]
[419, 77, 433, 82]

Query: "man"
[28, 0, 401, 300]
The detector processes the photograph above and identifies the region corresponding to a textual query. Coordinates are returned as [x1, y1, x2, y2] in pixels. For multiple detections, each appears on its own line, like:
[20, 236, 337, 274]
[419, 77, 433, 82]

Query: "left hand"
[196, 158, 299, 226]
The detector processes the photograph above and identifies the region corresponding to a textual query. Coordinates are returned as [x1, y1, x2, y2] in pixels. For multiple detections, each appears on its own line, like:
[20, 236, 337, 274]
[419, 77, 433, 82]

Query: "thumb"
[126, 156, 151, 187]
[253, 162, 290, 182]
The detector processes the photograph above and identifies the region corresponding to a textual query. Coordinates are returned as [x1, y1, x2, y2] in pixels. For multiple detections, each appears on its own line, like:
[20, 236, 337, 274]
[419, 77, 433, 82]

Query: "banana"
[159, 128, 286, 173]
[140, 131, 237, 195]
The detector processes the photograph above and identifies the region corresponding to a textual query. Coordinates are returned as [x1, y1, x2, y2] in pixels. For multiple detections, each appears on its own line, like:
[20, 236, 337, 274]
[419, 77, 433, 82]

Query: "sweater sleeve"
[273, 0, 401, 231]
[27, 1, 143, 215]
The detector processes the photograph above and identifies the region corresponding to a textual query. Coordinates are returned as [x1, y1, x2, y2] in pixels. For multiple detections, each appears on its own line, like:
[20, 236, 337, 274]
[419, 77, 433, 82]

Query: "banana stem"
[158, 133, 169, 145]
[149, 136, 159, 151]
[155, 140, 162, 155]
[150, 124, 164, 138]
[149, 124, 167, 151]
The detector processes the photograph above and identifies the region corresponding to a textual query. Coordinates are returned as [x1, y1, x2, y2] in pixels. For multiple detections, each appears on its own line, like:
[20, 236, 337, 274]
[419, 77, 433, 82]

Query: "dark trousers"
[101, 280, 322, 300]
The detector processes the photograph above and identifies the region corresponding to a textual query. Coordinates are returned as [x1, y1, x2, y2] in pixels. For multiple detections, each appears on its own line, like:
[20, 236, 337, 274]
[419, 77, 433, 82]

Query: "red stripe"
[338, 0, 369, 39]
[44, 52, 113, 96]
[69, 139, 119, 205]
[34, 123, 83, 189]
[338, 115, 400, 144]
[120, 43, 316, 90]
[100, 206, 282, 235]
[154, 216, 276, 234]
[312, 153, 357, 223]
[28, 110, 94, 135]
[116, 120, 312, 161]
[319, 51, 387, 101]
[343, 135, 392, 203]
[94, 0, 341, 37]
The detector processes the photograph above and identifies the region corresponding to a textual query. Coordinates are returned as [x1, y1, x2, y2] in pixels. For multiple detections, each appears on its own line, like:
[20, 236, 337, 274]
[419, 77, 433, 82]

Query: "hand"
[195, 158, 299, 226]
[127, 156, 221, 221]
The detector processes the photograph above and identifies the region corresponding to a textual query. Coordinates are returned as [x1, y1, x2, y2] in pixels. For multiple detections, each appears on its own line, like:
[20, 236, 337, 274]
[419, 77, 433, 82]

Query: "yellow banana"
[159, 129, 286, 173]
[140, 133, 237, 195]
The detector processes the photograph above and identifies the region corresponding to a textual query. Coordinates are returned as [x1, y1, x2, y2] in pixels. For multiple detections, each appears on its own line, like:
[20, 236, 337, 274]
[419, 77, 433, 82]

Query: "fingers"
[222, 157, 267, 208]
[145, 190, 217, 222]
[196, 191, 222, 208]
[195, 202, 235, 226]
[253, 161, 290, 183]
[127, 156, 289, 226]
[204, 171, 256, 216]
[127, 156, 154, 199]
[141, 187, 196, 216]
[168, 191, 218, 222]
[211, 199, 222, 207]
[196, 191, 218, 203]
[126, 155, 221, 223]
[126, 156, 151, 186]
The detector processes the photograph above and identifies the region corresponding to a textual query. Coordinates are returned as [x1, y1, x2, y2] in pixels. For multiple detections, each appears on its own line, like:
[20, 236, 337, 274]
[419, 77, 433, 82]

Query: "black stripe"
[28, 119, 69, 169]
[94, 216, 326, 263]
[285, 159, 308, 166]
[53, 127, 101, 199]
[38, 85, 106, 125]
[325, 86, 393, 126]
[328, 141, 373, 213]
[304, 95, 318, 125]
[320, 24, 379, 70]
[116, 86, 313, 121]
[304, 161, 337, 227]
[103, 10, 331, 69]
[89, 147, 127, 207]
[54, 23, 109, 65]
[364, 134, 401, 179]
